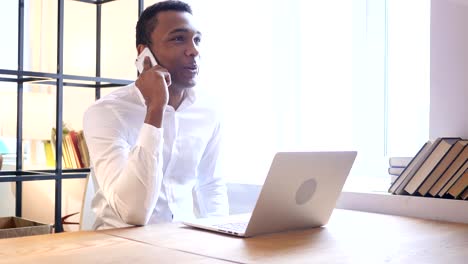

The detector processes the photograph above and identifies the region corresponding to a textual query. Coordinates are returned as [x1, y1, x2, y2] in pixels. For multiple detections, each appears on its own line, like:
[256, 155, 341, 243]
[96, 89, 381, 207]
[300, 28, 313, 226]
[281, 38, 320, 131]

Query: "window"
[387, 0, 430, 156]
[188, 0, 430, 189]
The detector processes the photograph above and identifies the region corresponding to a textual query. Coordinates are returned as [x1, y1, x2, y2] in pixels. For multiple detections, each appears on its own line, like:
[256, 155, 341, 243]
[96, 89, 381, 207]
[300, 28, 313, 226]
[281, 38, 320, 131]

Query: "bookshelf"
[0, 0, 143, 232]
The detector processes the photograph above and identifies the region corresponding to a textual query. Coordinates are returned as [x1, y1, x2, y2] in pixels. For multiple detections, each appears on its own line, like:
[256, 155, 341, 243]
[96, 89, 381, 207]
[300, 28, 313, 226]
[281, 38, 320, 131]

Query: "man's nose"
[185, 41, 199, 57]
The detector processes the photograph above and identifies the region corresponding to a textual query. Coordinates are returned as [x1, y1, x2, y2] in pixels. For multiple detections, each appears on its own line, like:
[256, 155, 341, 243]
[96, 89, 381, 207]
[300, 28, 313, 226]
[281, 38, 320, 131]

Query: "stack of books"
[388, 157, 412, 185]
[388, 137, 468, 200]
[46, 128, 90, 169]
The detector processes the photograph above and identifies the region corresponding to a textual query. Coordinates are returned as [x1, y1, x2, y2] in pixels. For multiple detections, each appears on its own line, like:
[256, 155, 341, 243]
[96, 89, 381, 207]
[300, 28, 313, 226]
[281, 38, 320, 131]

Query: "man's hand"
[135, 56, 171, 127]
[136, 56, 171, 109]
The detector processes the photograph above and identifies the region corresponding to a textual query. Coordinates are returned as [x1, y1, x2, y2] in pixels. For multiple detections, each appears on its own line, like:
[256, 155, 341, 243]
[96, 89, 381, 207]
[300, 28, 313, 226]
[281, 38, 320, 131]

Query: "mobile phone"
[135, 47, 158, 74]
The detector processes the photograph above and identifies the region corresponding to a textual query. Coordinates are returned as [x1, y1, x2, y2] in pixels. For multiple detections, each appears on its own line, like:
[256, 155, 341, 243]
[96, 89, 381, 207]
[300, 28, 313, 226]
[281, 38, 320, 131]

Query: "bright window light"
[189, 0, 430, 188]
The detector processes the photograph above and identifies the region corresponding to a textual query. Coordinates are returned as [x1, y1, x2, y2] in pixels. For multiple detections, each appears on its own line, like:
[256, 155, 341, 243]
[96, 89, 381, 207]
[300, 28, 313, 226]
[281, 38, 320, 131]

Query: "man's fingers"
[141, 62, 171, 87]
[162, 71, 172, 87]
[143, 56, 152, 71]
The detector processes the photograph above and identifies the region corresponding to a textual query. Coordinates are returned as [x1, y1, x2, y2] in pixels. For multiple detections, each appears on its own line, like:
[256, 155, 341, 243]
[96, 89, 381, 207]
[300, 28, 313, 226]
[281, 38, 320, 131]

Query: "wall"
[430, 0, 468, 139]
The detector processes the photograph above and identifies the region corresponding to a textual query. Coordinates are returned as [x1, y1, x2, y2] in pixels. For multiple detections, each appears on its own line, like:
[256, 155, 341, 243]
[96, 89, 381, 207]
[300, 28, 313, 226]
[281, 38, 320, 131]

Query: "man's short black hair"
[136, 0, 192, 47]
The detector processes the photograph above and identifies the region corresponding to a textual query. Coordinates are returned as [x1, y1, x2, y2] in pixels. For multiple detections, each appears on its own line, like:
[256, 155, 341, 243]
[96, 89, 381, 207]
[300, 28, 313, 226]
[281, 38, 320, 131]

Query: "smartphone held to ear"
[135, 47, 158, 74]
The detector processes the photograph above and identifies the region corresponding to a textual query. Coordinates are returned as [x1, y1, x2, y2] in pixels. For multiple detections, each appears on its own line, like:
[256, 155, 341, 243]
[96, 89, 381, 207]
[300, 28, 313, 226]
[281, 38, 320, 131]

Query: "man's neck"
[168, 87, 186, 110]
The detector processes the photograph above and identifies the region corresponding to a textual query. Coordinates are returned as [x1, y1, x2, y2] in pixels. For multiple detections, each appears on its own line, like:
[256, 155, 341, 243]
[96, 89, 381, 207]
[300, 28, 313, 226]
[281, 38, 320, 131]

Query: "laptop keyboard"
[212, 222, 248, 233]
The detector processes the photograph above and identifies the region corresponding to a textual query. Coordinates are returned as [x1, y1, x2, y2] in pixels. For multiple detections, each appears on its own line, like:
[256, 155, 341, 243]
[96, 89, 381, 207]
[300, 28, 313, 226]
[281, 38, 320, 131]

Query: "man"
[83, 0, 228, 230]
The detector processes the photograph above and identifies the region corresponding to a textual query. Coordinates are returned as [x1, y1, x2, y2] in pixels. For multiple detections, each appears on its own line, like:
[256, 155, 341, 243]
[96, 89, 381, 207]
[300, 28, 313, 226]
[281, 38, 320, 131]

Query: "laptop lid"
[183, 151, 357, 237]
[244, 151, 357, 237]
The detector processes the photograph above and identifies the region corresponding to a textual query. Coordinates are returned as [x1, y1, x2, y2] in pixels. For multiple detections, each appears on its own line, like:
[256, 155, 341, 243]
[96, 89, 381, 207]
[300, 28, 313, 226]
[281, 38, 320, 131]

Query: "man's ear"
[137, 44, 147, 55]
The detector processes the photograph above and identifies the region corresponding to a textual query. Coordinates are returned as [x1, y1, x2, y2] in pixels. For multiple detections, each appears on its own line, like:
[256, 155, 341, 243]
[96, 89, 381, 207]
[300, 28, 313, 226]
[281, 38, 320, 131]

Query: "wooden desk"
[102, 209, 468, 264]
[0, 230, 229, 264]
[0, 210, 466, 263]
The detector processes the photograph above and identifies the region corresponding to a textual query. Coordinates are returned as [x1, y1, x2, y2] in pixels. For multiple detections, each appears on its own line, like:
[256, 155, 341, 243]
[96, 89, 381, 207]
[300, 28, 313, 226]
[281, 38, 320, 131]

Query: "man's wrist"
[145, 106, 165, 128]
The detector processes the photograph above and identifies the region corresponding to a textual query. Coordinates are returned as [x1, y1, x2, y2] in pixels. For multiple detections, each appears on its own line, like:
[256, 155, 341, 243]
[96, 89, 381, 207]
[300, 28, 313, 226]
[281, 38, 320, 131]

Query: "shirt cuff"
[136, 123, 164, 156]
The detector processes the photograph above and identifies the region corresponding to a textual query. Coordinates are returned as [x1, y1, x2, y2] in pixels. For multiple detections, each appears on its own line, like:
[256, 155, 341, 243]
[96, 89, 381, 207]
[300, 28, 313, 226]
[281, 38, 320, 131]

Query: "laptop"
[182, 151, 357, 237]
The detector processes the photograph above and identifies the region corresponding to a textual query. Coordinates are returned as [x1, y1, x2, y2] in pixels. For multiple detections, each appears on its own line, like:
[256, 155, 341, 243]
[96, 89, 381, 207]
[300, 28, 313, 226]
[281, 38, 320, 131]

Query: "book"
[43, 140, 55, 167]
[50, 128, 67, 168]
[388, 167, 405, 176]
[77, 131, 90, 168]
[69, 131, 84, 168]
[461, 188, 468, 200]
[62, 133, 73, 168]
[404, 137, 460, 195]
[437, 160, 468, 197]
[429, 145, 468, 196]
[389, 157, 413, 168]
[447, 168, 468, 199]
[65, 133, 79, 168]
[390, 175, 398, 185]
[388, 140, 433, 194]
[417, 140, 468, 196]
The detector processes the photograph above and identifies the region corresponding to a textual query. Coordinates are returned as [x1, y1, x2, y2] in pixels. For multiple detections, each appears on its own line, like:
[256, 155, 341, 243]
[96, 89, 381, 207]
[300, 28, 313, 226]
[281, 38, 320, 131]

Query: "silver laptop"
[183, 151, 357, 237]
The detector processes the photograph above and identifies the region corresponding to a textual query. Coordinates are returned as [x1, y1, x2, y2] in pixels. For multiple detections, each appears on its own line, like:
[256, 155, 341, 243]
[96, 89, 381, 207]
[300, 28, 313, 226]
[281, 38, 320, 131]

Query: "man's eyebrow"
[168, 28, 202, 36]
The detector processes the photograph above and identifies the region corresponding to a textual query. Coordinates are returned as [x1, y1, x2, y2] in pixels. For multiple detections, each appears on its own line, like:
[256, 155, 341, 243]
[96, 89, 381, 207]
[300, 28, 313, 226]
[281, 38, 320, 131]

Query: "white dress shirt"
[83, 83, 229, 230]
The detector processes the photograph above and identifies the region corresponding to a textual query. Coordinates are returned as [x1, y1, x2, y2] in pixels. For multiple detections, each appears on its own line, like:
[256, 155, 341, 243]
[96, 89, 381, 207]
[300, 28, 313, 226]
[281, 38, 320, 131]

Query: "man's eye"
[172, 36, 184, 42]
[194, 37, 201, 45]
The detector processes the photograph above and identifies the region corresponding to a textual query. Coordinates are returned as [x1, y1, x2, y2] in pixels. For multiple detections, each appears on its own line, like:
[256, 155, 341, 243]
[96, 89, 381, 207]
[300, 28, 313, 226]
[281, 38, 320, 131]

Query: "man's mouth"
[184, 64, 198, 71]
[183, 64, 198, 75]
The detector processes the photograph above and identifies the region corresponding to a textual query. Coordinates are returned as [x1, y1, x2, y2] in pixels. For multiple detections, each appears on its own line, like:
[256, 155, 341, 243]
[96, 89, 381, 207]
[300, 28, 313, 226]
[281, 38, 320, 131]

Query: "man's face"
[149, 11, 201, 89]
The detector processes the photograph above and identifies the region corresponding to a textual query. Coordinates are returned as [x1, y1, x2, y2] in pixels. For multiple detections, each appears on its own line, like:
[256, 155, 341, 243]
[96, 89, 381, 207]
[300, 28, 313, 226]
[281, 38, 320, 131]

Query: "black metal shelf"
[0, 169, 90, 182]
[1, 0, 144, 232]
[71, 0, 119, 4]
[0, 69, 131, 87]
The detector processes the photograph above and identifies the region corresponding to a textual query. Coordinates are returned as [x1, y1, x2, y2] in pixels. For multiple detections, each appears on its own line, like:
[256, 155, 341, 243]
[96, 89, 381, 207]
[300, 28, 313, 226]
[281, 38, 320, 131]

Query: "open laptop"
[182, 151, 357, 237]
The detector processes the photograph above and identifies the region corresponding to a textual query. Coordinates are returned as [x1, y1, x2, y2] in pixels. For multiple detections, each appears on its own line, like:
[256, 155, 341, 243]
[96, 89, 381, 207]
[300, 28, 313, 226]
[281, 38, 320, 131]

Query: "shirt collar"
[132, 83, 197, 109]
[177, 88, 197, 111]
[184, 88, 197, 104]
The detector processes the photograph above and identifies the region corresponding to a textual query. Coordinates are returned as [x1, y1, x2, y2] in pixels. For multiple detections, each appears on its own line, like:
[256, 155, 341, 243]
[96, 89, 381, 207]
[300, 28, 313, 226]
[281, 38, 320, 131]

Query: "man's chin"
[170, 82, 196, 91]
[180, 79, 197, 89]
[186, 80, 197, 88]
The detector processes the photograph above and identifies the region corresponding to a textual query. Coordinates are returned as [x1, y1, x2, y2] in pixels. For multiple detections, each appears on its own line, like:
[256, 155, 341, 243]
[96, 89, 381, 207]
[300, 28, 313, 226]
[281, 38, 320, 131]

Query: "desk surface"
[0, 230, 228, 264]
[102, 209, 468, 264]
[1, 209, 467, 264]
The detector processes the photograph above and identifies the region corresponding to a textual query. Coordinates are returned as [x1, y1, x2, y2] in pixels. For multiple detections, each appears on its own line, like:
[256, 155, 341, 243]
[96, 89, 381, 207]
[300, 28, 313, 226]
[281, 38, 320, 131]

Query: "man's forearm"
[86, 121, 165, 226]
[144, 106, 165, 128]
[108, 148, 164, 225]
